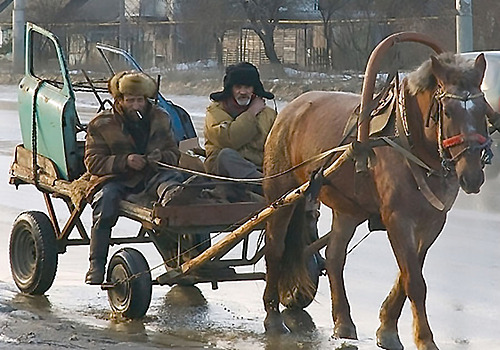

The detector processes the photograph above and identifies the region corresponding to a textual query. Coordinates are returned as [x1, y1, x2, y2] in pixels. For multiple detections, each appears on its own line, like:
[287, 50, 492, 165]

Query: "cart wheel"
[280, 253, 322, 309]
[9, 211, 58, 295]
[106, 248, 152, 319]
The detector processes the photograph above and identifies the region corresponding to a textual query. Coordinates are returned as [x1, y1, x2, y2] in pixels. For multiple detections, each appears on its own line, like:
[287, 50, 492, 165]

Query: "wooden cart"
[8, 22, 323, 319]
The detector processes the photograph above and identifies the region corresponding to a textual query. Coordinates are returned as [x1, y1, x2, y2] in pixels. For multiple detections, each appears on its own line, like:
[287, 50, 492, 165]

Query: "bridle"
[434, 88, 493, 171]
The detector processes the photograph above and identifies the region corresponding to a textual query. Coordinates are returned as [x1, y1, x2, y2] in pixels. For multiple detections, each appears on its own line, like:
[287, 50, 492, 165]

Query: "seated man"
[203, 62, 277, 200]
[84, 71, 184, 284]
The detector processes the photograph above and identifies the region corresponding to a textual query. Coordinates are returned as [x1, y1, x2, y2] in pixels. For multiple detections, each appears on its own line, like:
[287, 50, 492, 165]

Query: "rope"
[155, 143, 351, 185]
[31, 80, 47, 188]
[346, 230, 373, 255]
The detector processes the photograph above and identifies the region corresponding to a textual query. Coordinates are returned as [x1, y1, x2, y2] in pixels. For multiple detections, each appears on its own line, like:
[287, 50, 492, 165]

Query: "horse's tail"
[277, 198, 317, 307]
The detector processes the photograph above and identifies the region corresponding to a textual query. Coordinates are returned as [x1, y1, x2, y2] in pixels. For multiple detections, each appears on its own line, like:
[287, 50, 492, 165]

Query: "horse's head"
[429, 53, 489, 193]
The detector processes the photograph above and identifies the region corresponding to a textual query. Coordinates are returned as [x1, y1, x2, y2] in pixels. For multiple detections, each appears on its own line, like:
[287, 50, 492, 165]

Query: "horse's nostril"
[459, 174, 483, 194]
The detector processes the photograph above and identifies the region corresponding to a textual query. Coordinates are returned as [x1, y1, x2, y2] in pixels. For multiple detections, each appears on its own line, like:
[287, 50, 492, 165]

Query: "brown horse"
[262, 51, 490, 349]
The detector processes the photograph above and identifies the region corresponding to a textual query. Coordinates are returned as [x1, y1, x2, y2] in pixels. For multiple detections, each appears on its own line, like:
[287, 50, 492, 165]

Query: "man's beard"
[235, 96, 251, 106]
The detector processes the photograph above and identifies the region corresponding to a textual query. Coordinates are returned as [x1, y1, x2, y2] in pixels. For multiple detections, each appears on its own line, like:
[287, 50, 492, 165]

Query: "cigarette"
[136, 111, 143, 119]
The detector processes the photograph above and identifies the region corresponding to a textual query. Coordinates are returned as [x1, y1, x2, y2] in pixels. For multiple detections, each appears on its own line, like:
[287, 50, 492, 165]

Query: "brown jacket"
[84, 104, 180, 190]
[204, 101, 276, 173]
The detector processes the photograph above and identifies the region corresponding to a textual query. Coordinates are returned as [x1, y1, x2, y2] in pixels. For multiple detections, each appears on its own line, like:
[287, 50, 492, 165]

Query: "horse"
[262, 36, 491, 350]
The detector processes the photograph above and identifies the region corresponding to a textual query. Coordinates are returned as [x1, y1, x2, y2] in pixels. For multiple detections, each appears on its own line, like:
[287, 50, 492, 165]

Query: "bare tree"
[241, 0, 284, 73]
[318, 0, 348, 69]
[27, 0, 69, 24]
[175, 0, 243, 66]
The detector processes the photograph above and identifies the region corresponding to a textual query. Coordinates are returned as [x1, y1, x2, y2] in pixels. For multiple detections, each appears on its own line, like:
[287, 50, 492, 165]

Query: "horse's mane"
[407, 52, 477, 95]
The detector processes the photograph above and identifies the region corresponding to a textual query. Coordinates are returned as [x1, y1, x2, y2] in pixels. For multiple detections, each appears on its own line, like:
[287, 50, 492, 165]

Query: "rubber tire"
[9, 211, 58, 295]
[281, 253, 322, 309]
[106, 247, 152, 319]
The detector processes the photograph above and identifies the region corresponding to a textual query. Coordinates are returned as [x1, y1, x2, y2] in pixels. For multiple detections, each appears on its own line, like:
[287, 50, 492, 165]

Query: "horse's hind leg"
[325, 210, 364, 339]
[263, 203, 296, 334]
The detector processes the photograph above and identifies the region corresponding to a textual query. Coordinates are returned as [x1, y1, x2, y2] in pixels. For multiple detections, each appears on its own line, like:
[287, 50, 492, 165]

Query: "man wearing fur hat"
[84, 71, 184, 284]
[204, 62, 276, 200]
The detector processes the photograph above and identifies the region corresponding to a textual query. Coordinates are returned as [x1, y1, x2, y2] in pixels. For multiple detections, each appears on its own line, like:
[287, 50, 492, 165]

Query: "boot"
[85, 228, 111, 285]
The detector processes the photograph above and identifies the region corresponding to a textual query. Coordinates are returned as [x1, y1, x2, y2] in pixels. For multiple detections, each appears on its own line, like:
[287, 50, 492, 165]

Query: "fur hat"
[210, 62, 274, 101]
[108, 71, 157, 99]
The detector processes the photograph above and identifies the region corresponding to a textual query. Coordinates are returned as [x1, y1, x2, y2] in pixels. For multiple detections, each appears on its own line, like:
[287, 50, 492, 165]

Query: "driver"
[84, 71, 184, 284]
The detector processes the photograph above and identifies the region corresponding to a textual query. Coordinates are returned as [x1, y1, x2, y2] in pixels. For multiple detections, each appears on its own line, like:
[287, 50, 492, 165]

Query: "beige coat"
[203, 101, 276, 173]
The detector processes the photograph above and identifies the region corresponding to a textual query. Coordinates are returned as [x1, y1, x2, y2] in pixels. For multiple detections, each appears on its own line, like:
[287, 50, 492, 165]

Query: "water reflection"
[107, 319, 149, 343]
[11, 293, 52, 312]
[282, 308, 316, 334]
[157, 285, 209, 331]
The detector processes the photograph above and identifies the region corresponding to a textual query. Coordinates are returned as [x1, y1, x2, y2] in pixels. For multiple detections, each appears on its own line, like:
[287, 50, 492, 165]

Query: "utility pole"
[12, 0, 26, 73]
[456, 0, 473, 53]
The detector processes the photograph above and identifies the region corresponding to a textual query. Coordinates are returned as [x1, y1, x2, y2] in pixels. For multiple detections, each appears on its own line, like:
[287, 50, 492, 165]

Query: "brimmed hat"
[108, 71, 157, 99]
[210, 62, 274, 101]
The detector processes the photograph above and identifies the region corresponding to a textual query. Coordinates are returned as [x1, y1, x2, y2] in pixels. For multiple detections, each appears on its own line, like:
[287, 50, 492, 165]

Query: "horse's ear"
[430, 55, 447, 84]
[474, 53, 487, 86]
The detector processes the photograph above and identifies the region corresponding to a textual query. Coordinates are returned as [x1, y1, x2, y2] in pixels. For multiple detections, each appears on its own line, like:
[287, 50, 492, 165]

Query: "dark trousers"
[213, 148, 263, 198]
[89, 170, 185, 262]
[214, 148, 262, 179]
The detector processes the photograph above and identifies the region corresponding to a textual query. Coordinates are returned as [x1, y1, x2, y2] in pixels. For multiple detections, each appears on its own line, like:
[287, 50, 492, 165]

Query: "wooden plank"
[152, 202, 265, 228]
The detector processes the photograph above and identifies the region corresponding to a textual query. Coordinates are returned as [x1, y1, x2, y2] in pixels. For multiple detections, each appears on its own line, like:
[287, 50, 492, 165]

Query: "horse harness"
[393, 76, 492, 210]
[433, 88, 493, 168]
[338, 75, 493, 211]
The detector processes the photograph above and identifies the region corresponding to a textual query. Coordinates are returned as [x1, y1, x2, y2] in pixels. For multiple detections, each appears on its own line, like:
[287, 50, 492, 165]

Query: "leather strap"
[395, 79, 446, 211]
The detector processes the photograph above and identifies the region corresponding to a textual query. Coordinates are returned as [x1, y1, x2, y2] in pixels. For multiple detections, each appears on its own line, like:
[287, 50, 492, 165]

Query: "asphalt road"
[0, 88, 498, 349]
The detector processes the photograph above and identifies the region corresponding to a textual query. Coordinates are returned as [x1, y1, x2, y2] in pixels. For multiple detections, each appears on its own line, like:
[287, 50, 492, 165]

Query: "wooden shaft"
[180, 147, 354, 274]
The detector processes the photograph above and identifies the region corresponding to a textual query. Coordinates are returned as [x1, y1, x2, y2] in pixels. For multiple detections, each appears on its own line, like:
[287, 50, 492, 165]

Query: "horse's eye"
[443, 106, 453, 118]
[443, 101, 460, 118]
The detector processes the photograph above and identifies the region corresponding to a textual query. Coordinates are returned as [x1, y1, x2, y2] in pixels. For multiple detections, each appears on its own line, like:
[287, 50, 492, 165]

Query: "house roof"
[61, 0, 121, 23]
[0, 0, 121, 25]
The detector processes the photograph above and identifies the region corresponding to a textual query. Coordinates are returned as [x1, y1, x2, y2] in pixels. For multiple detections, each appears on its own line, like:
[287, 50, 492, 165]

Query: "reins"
[154, 143, 351, 185]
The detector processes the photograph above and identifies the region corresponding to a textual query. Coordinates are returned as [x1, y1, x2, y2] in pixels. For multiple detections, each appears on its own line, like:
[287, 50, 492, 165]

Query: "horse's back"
[265, 91, 360, 174]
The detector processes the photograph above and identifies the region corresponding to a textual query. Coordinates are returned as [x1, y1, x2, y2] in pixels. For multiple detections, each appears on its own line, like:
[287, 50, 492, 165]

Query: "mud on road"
[0, 280, 231, 349]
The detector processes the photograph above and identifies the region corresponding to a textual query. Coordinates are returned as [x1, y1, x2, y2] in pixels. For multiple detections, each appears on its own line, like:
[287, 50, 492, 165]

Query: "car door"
[18, 22, 82, 180]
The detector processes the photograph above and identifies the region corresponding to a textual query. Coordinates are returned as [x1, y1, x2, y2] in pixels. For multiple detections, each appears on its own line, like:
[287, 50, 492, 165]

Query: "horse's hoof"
[333, 323, 357, 339]
[281, 308, 316, 334]
[264, 312, 290, 334]
[416, 343, 439, 350]
[376, 327, 403, 350]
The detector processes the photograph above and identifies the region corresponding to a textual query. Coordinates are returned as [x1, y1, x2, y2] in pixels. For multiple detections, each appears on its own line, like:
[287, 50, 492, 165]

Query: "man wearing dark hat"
[84, 71, 184, 284]
[204, 62, 276, 199]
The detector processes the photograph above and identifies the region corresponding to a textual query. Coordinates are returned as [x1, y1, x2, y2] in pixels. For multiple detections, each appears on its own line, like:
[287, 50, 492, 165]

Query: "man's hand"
[248, 97, 266, 117]
[147, 148, 162, 163]
[127, 154, 147, 170]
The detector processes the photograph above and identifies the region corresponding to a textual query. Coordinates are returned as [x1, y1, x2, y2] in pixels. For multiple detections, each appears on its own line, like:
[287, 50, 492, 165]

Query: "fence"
[13, 9, 498, 74]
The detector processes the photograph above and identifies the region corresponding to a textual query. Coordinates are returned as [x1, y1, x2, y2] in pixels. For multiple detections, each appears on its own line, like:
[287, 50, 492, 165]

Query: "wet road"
[0, 86, 499, 349]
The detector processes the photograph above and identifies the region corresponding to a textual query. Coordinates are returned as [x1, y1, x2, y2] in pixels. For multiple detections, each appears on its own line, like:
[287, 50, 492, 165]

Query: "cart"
[8, 23, 323, 319]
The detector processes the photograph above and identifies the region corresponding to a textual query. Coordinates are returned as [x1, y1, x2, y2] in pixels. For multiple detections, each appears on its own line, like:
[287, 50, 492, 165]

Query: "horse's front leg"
[325, 211, 362, 339]
[263, 205, 295, 334]
[376, 273, 406, 350]
[384, 214, 442, 350]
